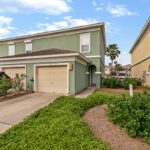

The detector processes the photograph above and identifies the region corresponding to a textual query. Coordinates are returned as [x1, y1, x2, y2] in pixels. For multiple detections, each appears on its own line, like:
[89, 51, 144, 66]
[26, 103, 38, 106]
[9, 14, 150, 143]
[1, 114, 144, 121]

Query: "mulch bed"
[84, 105, 150, 150]
[0, 92, 32, 103]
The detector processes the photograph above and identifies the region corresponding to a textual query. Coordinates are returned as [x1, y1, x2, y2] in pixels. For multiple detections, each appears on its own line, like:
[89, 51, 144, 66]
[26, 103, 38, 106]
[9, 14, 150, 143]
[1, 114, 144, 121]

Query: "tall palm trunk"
[111, 59, 113, 76]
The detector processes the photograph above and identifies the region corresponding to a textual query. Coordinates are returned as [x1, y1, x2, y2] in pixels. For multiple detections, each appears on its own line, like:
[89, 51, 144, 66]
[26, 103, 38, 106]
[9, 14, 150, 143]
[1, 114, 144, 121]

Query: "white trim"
[8, 44, 15, 56]
[86, 72, 90, 75]
[95, 72, 102, 75]
[0, 65, 27, 90]
[80, 33, 91, 54]
[8, 42, 14, 45]
[0, 57, 89, 65]
[24, 39, 32, 43]
[86, 55, 101, 58]
[0, 53, 90, 63]
[34, 63, 69, 94]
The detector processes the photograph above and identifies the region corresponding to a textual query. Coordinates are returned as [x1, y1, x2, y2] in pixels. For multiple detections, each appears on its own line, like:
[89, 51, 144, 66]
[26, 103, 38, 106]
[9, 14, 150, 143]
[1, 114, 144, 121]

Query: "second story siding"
[0, 24, 105, 58]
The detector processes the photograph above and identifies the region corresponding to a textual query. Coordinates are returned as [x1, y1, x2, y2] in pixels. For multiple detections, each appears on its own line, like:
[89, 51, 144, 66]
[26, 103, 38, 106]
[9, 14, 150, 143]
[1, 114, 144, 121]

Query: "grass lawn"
[0, 93, 110, 150]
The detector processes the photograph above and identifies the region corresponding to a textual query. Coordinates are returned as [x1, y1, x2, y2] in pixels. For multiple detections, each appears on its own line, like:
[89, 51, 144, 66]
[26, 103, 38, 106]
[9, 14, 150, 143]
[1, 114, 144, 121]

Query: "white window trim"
[24, 40, 32, 53]
[80, 33, 90, 53]
[8, 43, 15, 56]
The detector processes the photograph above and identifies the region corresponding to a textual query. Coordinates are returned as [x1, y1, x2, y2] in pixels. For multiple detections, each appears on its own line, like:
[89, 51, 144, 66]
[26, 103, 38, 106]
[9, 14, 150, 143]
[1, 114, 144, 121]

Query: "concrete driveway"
[0, 93, 61, 134]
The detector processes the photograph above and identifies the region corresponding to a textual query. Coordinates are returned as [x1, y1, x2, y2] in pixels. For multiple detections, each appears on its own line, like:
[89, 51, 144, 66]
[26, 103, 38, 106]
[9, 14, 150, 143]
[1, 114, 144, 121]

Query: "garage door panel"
[37, 66, 67, 94]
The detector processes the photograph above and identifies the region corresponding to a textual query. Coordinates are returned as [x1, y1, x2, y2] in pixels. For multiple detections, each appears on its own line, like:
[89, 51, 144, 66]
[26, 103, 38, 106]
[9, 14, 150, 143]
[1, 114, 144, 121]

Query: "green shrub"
[104, 77, 122, 88]
[0, 75, 11, 96]
[104, 77, 142, 90]
[0, 94, 110, 150]
[108, 93, 150, 142]
[122, 78, 139, 90]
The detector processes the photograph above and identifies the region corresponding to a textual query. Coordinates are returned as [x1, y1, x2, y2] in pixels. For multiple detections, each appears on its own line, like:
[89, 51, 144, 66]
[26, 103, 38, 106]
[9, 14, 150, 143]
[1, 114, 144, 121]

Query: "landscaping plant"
[108, 93, 150, 143]
[0, 75, 11, 96]
[0, 93, 110, 150]
[104, 77, 142, 90]
[122, 78, 138, 89]
[103, 77, 122, 88]
[11, 74, 26, 95]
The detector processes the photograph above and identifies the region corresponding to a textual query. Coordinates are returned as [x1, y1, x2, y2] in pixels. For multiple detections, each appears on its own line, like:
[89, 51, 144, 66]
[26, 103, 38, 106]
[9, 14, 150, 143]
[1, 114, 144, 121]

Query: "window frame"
[24, 40, 32, 53]
[8, 43, 15, 56]
[80, 33, 90, 53]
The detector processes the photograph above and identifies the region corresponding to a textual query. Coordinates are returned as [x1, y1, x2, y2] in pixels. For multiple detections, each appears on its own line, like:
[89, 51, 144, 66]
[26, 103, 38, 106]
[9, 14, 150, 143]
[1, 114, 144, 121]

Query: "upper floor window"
[8, 42, 15, 56]
[24, 40, 32, 53]
[80, 33, 90, 53]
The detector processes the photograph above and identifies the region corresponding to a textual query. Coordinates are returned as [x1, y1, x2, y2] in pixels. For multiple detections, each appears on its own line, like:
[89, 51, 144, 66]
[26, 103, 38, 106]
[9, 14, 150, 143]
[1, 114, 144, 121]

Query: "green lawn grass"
[0, 93, 110, 150]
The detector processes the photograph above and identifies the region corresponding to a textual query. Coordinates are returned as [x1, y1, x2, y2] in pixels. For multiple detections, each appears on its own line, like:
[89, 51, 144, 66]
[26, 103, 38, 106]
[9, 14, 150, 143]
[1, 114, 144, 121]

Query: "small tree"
[11, 74, 26, 95]
[107, 44, 120, 75]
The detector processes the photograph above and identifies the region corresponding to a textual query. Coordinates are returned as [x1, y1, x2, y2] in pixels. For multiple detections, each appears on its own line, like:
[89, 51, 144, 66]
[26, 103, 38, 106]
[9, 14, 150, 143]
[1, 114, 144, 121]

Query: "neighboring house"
[105, 65, 111, 77]
[0, 23, 106, 94]
[105, 64, 131, 79]
[130, 17, 150, 86]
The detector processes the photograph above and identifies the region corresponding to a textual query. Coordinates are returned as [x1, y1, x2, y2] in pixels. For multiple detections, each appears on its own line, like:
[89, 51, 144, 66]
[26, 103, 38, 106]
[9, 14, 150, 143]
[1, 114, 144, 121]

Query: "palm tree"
[106, 44, 120, 75]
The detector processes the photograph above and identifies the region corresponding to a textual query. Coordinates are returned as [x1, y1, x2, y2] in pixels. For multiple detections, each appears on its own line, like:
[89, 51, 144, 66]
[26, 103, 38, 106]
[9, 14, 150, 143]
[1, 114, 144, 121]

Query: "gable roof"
[0, 23, 105, 43]
[130, 17, 150, 53]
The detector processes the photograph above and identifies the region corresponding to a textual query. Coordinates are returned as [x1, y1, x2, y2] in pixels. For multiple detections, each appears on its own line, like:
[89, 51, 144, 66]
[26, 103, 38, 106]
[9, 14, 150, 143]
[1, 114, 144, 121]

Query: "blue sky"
[0, 0, 150, 65]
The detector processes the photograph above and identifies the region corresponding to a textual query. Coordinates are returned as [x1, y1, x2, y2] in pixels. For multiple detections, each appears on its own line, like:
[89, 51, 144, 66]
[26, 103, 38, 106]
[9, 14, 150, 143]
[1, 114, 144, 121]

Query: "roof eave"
[0, 52, 90, 63]
[130, 17, 150, 53]
[0, 23, 104, 43]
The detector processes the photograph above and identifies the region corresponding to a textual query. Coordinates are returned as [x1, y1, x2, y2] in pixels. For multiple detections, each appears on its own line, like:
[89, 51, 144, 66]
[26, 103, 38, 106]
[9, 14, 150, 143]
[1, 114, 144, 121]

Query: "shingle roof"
[0, 48, 77, 58]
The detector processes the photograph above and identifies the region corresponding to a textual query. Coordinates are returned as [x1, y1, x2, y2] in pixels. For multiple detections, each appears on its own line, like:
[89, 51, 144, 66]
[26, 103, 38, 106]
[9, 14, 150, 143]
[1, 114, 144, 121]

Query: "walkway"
[76, 86, 96, 98]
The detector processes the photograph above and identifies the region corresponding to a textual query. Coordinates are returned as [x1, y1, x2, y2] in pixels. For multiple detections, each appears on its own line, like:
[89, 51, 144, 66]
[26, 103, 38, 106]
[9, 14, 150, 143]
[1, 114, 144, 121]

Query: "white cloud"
[106, 4, 137, 17]
[0, 16, 14, 37]
[105, 22, 120, 35]
[94, 3, 137, 17]
[0, 0, 71, 15]
[26, 16, 98, 34]
[92, 1, 97, 6]
[0, 16, 13, 25]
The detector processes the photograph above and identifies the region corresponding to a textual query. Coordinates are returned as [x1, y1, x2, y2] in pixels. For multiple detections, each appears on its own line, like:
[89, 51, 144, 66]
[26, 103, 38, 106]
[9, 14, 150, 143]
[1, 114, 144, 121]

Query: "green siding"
[15, 42, 25, 55]
[25, 62, 76, 94]
[75, 62, 88, 93]
[0, 30, 101, 57]
[0, 44, 8, 57]
[32, 34, 79, 52]
[26, 64, 34, 91]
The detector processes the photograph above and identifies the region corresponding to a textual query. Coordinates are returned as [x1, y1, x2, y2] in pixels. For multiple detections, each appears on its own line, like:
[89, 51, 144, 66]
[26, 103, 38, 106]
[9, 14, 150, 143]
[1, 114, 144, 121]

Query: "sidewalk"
[76, 86, 96, 98]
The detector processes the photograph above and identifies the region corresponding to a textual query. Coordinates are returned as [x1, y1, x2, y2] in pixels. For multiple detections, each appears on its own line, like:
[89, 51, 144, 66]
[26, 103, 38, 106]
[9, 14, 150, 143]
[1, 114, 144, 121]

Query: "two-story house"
[0, 23, 106, 94]
[130, 17, 150, 86]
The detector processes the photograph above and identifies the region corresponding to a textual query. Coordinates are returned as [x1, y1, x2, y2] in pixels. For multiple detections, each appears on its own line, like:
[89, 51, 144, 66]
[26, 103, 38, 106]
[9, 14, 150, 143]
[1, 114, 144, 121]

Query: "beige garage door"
[2, 67, 26, 89]
[37, 66, 67, 94]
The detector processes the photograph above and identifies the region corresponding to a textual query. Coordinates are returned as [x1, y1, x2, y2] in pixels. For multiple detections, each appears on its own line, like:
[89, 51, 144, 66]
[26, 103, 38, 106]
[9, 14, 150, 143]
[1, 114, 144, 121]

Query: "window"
[80, 33, 90, 53]
[25, 40, 32, 53]
[8, 43, 15, 56]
